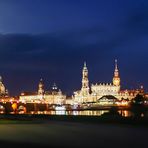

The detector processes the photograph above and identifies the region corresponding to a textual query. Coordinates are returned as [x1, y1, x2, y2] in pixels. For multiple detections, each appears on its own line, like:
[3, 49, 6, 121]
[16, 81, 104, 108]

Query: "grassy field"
[0, 119, 148, 148]
[0, 114, 148, 148]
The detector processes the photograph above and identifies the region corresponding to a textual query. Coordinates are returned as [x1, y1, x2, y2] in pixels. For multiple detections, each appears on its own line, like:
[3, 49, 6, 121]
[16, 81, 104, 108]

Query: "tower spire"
[84, 61, 86, 67]
[81, 62, 89, 96]
[113, 59, 120, 86]
[114, 59, 119, 77]
[115, 59, 118, 70]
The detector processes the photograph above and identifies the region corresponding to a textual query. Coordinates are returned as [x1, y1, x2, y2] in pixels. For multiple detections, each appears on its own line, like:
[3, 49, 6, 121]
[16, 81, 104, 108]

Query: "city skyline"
[0, 1, 148, 148]
[0, 0, 147, 95]
[0, 59, 147, 96]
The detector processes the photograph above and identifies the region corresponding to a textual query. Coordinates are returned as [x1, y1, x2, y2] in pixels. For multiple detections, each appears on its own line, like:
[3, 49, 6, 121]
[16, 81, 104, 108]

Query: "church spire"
[114, 59, 119, 77]
[115, 59, 118, 70]
[84, 61, 86, 67]
[113, 59, 120, 86]
[81, 62, 89, 96]
[83, 61, 87, 71]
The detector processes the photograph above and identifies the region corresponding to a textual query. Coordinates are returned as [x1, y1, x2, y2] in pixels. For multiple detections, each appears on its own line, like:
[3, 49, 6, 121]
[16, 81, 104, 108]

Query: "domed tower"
[81, 62, 89, 96]
[52, 83, 58, 91]
[113, 60, 121, 86]
[38, 78, 44, 95]
[0, 76, 6, 95]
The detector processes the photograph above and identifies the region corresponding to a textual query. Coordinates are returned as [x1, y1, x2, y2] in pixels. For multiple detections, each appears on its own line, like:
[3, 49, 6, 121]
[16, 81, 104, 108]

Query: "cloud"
[0, 21, 147, 95]
[119, 4, 148, 36]
[0, 26, 139, 71]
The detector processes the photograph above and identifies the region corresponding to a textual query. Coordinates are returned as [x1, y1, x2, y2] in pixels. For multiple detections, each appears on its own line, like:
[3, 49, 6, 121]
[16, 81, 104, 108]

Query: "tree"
[130, 94, 146, 118]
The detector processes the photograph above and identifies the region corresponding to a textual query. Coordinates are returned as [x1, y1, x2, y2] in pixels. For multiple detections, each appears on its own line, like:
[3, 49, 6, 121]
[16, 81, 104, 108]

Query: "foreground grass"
[0, 119, 42, 124]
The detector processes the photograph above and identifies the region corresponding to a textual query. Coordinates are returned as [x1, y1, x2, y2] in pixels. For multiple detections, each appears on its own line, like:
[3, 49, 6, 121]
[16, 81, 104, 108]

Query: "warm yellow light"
[12, 103, 17, 111]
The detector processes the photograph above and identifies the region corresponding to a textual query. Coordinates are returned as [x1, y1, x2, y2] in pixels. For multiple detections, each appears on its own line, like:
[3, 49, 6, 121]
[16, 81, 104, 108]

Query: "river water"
[28, 110, 133, 117]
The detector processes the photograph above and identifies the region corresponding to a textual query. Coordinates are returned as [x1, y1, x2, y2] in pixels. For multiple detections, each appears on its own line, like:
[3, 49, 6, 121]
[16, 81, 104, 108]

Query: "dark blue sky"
[0, 0, 147, 96]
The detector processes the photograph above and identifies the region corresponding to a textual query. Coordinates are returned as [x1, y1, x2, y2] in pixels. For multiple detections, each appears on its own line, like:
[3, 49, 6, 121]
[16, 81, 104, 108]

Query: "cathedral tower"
[38, 78, 44, 95]
[81, 62, 89, 96]
[113, 60, 120, 86]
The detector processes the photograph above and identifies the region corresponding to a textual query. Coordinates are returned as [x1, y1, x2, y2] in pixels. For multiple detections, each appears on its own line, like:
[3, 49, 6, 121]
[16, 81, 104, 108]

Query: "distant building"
[19, 79, 66, 104]
[73, 60, 144, 105]
[0, 76, 9, 97]
[144, 93, 148, 99]
[44, 83, 66, 105]
[97, 95, 118, 106]
[91, 60, 120, 100]
[65, 96, 74, 105]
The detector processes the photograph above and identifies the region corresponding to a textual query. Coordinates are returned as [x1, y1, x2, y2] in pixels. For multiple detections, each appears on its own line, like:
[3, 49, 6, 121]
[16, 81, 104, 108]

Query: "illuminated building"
[91, 60, 121, 101]
[44, 83, 66, 105]
[73, 60, 144, 105]
[19, 79, 66, 104]
[73, 62, 92, 104]
[0, 76, 9, 97]
[97, 95, 118, 106]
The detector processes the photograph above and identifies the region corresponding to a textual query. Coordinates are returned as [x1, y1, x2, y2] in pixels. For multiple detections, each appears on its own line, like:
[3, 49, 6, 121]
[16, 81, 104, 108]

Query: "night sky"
[0, 0, 147, 96]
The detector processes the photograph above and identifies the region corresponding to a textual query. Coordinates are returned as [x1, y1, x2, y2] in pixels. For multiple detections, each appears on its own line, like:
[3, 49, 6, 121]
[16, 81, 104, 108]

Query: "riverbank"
[0, 114, 148, 126]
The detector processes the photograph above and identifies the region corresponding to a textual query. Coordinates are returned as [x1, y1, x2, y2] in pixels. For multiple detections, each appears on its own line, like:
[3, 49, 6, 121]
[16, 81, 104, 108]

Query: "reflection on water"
[30, 110, 132, 117]
[118, 110, 133, 117]
[66, 110, 109, 116]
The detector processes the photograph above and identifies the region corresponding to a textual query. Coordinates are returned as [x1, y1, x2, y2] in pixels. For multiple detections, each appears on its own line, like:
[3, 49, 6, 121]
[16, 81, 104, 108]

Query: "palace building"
[73, 60, 144, 105]
[19, 79, 66, 105]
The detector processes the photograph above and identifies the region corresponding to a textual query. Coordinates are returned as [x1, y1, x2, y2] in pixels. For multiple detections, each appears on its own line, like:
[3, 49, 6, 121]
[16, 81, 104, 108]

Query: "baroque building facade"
[19, 79, 66, 105]
[73, 60, 144, 104]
